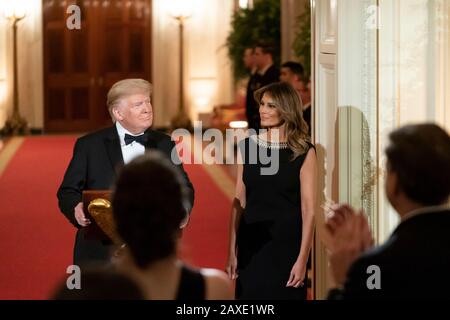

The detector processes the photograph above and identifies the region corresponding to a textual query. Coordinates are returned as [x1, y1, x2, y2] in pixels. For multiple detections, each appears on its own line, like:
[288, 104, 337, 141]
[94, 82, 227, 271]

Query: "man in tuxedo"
[244, 47, 260, 131]
[57, 79, 195, 266]
[324, 123, 450, 299]
[279, 61, 311, 135]
[243, 47, 256, 74]
[245, 42, 280, 131]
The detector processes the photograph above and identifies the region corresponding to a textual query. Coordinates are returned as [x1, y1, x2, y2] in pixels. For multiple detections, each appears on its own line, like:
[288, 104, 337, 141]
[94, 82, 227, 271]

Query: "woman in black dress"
[226, 82, 316, 300]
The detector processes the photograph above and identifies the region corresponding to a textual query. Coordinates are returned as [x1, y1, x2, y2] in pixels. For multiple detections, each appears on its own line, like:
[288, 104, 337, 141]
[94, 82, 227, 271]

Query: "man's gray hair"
[107, 79, 153, 121]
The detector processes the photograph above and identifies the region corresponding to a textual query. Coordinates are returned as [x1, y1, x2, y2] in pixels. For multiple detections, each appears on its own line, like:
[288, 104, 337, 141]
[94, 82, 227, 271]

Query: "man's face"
[384, 160, 398, 209]
[114, 93, 153, 134]
[298, 81, 311, 106]
[243, 48, 255, 69]
[254, 47, 268, 70]
[279, 67, 296, 85]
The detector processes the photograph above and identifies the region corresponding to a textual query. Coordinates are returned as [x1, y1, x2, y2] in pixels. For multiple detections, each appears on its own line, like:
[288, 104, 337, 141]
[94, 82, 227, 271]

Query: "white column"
[434, 0, 450, 132]
[18, 0, 43, 129]
[378, 0, 401, 243]
[313, 0, 338, 300]
[337, 0, 378, 231]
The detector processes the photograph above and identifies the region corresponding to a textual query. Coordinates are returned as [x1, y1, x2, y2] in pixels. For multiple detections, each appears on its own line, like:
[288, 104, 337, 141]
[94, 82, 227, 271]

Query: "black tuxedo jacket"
[245, 65, 280, 130]
[57, 125, 195, 264]
[259, 64, 281, 87]
[329, 208, 450, 299]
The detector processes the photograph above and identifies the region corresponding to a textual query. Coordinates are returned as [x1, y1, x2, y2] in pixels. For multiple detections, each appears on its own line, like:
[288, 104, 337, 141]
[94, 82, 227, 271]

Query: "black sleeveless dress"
[236, 135, 313, 300]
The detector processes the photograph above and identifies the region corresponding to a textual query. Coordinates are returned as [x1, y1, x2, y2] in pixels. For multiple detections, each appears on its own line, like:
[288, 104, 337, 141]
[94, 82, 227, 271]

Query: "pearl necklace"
[250, 135, 288, 149]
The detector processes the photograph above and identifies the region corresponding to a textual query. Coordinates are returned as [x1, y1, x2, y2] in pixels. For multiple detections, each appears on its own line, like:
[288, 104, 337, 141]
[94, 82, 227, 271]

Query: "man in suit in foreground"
[324, 123, 450, 299]
[57, 79, 194, 266]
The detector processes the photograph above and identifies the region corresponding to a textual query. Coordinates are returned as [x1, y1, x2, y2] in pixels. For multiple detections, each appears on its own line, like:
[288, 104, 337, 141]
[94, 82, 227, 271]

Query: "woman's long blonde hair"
[254, 82, 310, 160]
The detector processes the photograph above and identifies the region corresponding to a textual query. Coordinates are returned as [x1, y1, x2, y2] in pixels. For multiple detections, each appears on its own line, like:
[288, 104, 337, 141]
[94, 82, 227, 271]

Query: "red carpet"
[0, 136, 232, 300]
[179, 164, 231, 270]
[0, 137, 76, 300]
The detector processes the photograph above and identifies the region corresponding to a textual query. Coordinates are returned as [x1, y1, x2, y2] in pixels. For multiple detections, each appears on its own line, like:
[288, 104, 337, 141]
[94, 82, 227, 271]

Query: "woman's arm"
[287, 148, 317, 287]
[226, 161, 246, 280]
[298, 148, 317, 263]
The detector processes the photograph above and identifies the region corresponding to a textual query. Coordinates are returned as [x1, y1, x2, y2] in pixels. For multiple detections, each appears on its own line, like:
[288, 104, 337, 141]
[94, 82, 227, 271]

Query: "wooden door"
[95, 0, 152, 128]
[43, 0, 152, 133]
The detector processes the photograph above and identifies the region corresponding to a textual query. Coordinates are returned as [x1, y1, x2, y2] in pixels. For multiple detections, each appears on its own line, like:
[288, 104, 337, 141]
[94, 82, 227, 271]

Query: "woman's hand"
[226, 251, 238, 280]
[286, 259, 307, 288]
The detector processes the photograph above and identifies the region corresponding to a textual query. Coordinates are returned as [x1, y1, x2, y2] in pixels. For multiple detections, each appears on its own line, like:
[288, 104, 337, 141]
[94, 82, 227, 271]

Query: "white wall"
[434, 0, 450, 131]
[378, 0, 450, 240]
[379, 0, 449, 129]
[0, 0, 43, 130]
[152, 0, 234, 128]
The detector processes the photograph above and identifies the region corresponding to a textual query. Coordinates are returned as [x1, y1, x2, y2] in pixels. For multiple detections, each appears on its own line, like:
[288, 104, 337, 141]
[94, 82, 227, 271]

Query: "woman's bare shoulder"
[200, 268, 234, 300]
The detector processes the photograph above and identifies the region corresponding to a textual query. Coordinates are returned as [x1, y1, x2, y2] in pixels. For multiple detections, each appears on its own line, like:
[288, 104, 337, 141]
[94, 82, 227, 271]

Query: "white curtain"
[378, 0, 450, 240]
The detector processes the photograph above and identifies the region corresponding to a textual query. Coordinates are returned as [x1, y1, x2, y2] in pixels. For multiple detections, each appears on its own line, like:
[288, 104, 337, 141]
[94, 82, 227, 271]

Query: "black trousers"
[73, 228, 113, 267]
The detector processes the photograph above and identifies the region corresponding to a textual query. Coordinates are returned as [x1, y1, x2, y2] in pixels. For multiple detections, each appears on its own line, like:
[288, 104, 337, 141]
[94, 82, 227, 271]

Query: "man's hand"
[74, 202, 91, 227]
[322, 204, 374, 286]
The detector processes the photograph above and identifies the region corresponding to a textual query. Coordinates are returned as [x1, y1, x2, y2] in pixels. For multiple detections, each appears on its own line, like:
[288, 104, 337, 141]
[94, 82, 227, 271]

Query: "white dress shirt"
[115, 122, 146, 164]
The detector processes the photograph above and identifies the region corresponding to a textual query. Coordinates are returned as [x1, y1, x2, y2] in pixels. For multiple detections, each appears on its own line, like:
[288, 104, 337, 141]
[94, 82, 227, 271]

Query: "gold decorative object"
[87, 198, 122, 244]
[2, 3, 29, 136]
[169, 8, 193, 131]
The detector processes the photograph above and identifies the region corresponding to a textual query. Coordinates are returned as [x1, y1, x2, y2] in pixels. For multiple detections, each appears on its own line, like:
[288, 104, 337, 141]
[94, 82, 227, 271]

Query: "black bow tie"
[124, 133, 148, 146]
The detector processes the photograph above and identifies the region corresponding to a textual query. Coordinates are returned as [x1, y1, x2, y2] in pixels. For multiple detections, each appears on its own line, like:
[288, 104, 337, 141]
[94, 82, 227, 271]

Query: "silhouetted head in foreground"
[385, 123, 450, 214]
[112, 151, 188, 269]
